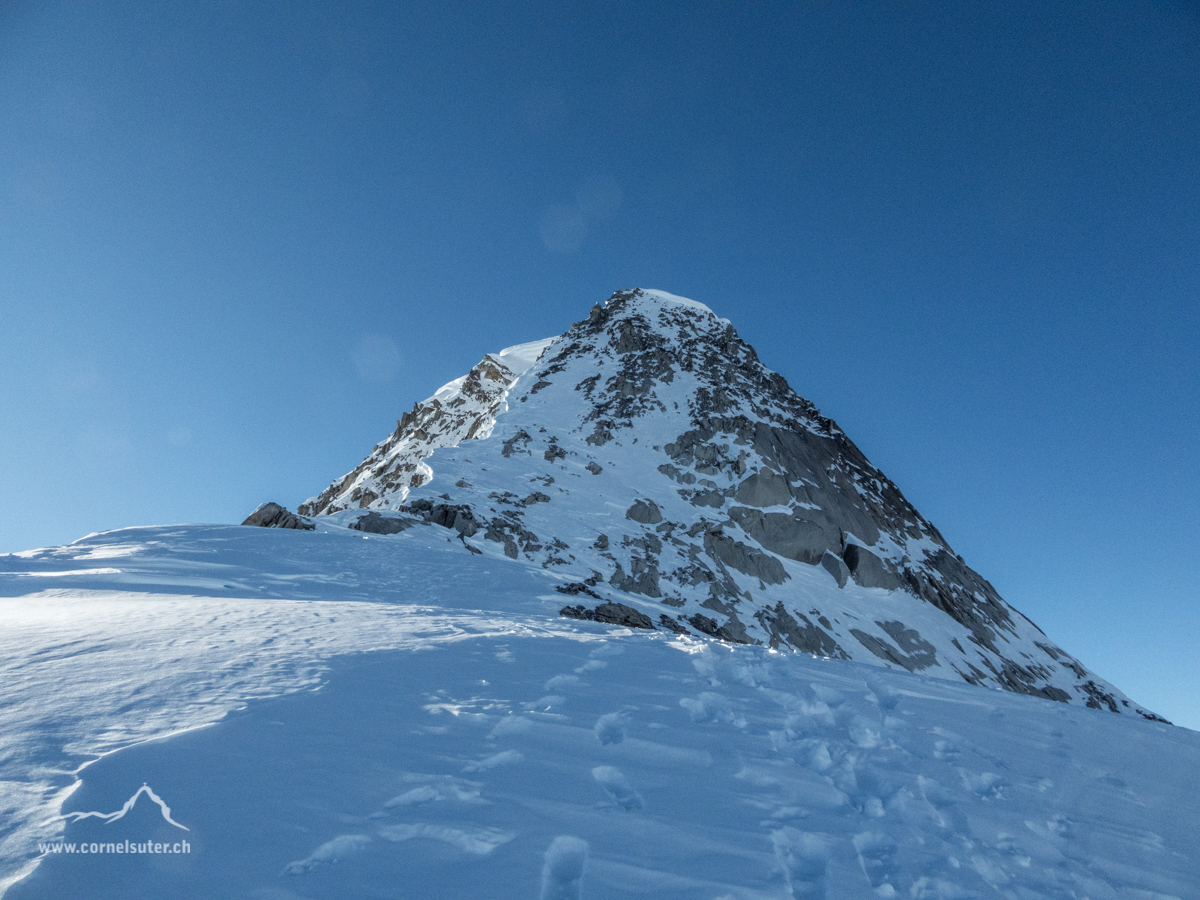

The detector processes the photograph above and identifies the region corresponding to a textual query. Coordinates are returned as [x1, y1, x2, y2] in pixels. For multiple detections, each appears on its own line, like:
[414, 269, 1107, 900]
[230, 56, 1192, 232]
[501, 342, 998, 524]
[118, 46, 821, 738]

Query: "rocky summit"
[284, 288, 1162, 721]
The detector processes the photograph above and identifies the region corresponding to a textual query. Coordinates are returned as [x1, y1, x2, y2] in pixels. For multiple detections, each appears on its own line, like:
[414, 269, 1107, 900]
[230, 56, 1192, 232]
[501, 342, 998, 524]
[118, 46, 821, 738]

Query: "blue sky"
[2, 2, 1197, 727]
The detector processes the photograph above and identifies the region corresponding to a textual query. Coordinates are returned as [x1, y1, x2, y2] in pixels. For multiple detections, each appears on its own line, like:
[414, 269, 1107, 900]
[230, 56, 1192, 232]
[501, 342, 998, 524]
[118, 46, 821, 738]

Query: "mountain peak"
[291, 289, 1162, 722]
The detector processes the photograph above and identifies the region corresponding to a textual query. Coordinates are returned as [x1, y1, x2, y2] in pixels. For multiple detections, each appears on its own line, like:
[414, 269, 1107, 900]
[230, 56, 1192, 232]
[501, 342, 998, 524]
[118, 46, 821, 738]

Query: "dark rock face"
[843, 545, 901, 591]
[242, 503, 315, 531]
[820, 551, 850, 588]
[559, 602, 655, 630]
[702, 530, 787, 585]
[609, 558, 662, 598]
[349, 512, 415, 535]
[734, 471, 791, 508]
[686, 612, 754, 644]
[626, 499, 663, 525]
[756, 602, 846, 657]
[729, 507, 833, 566]
[555, 582, 602, 600]
[404, 499, 479, 537]
[848, 621, 938, 672]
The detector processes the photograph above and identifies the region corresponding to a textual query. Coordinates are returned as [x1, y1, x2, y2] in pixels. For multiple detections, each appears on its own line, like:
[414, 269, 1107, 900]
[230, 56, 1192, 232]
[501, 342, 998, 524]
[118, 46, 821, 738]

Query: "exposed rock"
[482, 519, 522, 559]
[688, 613, 721, 637]
[349, 511, 415, 535]
[241, 503, 315, 531]
[734, 470, 792, 507]
[686, 612, 754, 644]
[1079, 680, 1120, 713]
[728, 507, 835, 566]
[877, 621, 938, 670]
[586, 461, 603, 474]
[658, 615, 689, 634]
[609, 559, 662, 597]
[625, 499, 663, 524]
[555, 582, 602, 600]
[406, 499, 479, 537]
[684, 490, 726, 509]
[585, 422, 614, 446]
[756, 602, 846, 657]
[559, 602, 655, 630]
[820, 550, 850, 588]
[702, 530, 788, 585]
[502, 430, 532, 458]
[851, 629, 920, 671]
[298, 350, 535, 516]
[843, 544, 901, 590]
[658, 463, 696, 485]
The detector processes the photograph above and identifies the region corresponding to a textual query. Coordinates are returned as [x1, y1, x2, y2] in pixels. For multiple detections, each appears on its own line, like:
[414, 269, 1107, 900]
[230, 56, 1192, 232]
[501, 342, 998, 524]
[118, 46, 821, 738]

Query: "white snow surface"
[498, 336, 560, 376]
[1, 524, 1198, 898]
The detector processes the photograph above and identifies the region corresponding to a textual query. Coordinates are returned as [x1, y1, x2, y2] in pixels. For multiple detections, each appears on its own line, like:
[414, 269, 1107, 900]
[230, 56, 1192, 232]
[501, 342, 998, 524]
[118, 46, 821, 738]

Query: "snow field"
[8, 627, 1199, 899]
[3, 523, 1198, 898]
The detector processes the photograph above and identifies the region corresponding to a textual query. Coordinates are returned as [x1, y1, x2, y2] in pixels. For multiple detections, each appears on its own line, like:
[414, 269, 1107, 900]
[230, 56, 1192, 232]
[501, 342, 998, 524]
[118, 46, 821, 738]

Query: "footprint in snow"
[463, 749, 524, 773]
[592, 765, 643, 811]
[771, 828, 829, 900]
[933, 740, 960, 761]
[283, 833, 371, 875]
[545, 674, 581, 692]
[383, 774, 484, 808]
[853, 831, 901, 895]
[540, 836, 588, 900]
[808, 684, 845, 708]
[864, 676, 901, 715]
[593, 708, 635, 745]
[377, 823, 514, 856]
[679, 691, 730, 723]
[846, 715, 882, 749]
[958, 769, 1006, 800]
[589, 642, 624, 659]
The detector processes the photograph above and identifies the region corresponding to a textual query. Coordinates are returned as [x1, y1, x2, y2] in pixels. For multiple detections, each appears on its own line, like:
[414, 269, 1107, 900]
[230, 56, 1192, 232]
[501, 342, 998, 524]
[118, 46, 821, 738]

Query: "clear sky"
[2, 2, 1197, 728]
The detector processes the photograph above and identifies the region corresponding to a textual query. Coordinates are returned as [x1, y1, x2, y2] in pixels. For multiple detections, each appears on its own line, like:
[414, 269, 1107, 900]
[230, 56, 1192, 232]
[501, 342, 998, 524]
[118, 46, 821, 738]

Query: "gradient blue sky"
[2, 2, 1197, 727]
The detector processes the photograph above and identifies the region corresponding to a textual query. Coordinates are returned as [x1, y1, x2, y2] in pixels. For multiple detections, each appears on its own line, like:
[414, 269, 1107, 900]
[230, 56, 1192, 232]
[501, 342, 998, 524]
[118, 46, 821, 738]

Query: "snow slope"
[2, 525, 1198, 898]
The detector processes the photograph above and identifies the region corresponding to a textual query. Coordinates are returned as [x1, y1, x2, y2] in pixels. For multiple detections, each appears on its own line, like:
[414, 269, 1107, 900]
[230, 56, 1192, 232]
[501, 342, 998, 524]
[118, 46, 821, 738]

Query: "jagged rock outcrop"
[242, 503, 314, 531]
[298, 339, 554, 516]
[292, 289, 1163, 721]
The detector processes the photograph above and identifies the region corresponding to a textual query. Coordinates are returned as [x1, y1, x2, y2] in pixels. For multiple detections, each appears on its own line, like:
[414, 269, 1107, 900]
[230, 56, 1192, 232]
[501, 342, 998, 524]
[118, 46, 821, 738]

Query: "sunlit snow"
[1, 525, 1197, 899]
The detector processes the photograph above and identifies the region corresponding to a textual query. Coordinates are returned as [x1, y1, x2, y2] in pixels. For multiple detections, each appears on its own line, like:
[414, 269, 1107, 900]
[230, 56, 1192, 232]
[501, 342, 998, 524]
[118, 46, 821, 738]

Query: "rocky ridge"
[280, 289, 1163, 721]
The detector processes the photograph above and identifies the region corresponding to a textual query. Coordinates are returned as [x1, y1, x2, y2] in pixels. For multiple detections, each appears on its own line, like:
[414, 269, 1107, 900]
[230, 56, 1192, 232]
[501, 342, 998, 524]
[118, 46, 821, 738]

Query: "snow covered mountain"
[295, 289, 1159, 721]
[3, 288, 1193, 900]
